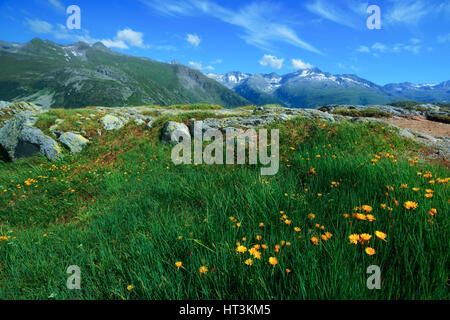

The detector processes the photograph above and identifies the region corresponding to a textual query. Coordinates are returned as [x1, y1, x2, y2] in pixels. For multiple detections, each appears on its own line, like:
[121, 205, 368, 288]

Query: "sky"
[0, 0, 449, 85]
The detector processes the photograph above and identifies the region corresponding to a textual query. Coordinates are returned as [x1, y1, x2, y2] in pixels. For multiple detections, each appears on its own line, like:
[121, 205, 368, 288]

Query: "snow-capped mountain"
[207, 67, 450, 108]
[205, 71, 251, 89]
[383, 81, 450, 102]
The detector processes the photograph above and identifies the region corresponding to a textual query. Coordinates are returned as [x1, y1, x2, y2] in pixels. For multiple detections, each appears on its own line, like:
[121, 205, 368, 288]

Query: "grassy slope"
[0, 107, 448, 300]
[0, 39, 249, 108]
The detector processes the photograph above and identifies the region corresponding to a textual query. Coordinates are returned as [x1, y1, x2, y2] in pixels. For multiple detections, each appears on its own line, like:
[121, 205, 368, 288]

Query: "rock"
[161, 121, 190, 145]
[100, 114, 126, 130]
[134, 119, 146, 126]
[59, 132, 89, 154]
[0, 112, 62, 161]
[399, 129, 415, 140]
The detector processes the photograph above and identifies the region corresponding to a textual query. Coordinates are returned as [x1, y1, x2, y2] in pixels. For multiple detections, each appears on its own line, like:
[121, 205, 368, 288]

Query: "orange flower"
[404, 201, 418, 210]
[236, 245, 247, 254]
[269, 257, 278, 266]
[361, 205, 373, 213]
[365, 247, 376, 256]
[310, 237, 320, 245]
[349, 234, 360, 245]
[245, 259, 253, 266]
[354, 213, 367, 220]
[428, 208, 437, 217]
[199, 266, 208, 274]
[375, 231, 387, 241]
[175, 261, 183, 269]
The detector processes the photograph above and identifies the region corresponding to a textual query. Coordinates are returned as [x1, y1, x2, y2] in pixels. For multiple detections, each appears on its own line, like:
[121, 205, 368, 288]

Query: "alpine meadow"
[0, 0, 449, 303]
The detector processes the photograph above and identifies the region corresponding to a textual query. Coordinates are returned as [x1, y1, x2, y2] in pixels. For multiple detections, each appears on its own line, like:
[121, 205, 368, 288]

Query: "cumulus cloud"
[291, 58, 313, 70]
[115, 29, 146, 48]
[259, 54, 284, 69]
[26, 18, 147, 50]
[186, 34, 201, 47]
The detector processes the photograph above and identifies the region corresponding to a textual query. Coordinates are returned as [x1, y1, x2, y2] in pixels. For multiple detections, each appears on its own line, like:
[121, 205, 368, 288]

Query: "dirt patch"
[386, 116, 450, 137]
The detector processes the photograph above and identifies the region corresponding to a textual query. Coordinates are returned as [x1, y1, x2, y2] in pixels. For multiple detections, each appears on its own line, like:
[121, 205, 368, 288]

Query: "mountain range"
[207, 70, 450, 108]
[0, 38, 448, 109]
[0, 38, 248, 108]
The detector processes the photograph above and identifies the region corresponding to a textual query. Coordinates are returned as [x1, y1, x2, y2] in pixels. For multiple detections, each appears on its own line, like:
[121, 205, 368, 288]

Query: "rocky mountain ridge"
[207, 69, 450, 108]
[0, 38, 249, 109]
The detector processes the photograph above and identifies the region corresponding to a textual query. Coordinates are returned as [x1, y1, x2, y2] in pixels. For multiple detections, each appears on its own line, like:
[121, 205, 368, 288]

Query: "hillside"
[0, 39, 249, 109]
[0, 101, 449, 299]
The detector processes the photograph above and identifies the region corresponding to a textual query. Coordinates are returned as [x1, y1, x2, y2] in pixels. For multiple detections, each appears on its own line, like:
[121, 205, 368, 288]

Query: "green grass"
[330, 108, 391, 118]
[0, 116, 448, 300]
[426, 113, 450, 124]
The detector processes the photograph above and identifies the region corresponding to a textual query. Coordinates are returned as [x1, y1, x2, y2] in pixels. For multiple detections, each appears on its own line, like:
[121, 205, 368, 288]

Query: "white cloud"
[385, 0, 445, 25]
[305, 0, 367, 29]
[142, 0, 322, 54]
[189, 61, 203, 70]
[115, 29, 146, 48]
[371, 42, 388, 52]
[27, 18, 54, 34]
[26, 20, 147, 50]
[356, 45, 370, 53]
[48, 0, 65, 11]
[291, 58, 313, 70]
[186, 33, 201, 47]
[188, 61, 214, 71]
[357, 41, 423, 55]
[259, 54, 284, 69]
[437, 33, 450, 43]
[211, 58, 223, 64]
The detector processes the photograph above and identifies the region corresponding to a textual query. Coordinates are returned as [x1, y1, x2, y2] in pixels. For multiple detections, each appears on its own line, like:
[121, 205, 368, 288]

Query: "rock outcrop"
[161, 122, 190, 145]
[58, 132, 89, 154]
[100, 114, 127, 131]
[0, 112, 62, 161]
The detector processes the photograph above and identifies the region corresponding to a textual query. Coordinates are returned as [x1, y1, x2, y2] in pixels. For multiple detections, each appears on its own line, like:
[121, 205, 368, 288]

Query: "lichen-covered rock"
[0, 112, 62, 161]
[100, 114, 126, 130]
[59, 132, 89, 154]
[161, 121, 190, 144]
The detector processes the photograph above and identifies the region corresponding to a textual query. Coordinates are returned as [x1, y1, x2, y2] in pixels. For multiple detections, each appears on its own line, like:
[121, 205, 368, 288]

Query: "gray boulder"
[100, 114, 126, 130]
[0, 112, 62, 161]
[59, 132, 89, 154]
[161, 121, 190, 145]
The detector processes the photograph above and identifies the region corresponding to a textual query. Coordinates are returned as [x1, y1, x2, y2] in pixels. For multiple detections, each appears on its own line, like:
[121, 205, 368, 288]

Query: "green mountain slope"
[0, 38, 249, 108]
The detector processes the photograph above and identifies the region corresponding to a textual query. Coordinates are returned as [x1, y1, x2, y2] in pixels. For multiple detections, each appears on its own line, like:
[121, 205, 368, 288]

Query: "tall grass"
[0, 118, 448, 300]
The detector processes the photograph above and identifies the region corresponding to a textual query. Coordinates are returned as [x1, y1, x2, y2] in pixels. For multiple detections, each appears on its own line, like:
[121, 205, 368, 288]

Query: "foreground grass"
[0, 117, 448, 300]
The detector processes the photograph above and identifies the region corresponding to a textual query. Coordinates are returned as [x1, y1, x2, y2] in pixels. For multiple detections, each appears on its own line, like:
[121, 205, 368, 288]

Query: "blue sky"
[0, 0, 449, 85]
